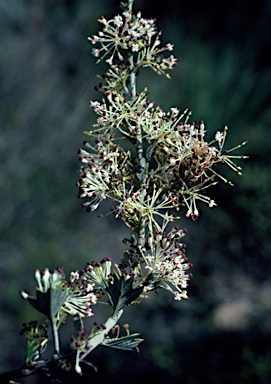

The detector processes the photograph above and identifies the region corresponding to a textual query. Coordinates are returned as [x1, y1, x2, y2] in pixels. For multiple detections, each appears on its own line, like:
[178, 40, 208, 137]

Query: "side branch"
[80, 308, 124, 360]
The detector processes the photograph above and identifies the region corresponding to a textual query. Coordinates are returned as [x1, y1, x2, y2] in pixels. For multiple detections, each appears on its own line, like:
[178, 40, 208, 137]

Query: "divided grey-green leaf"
[50, 285, 70, 319]
[106, 276, 143, 310]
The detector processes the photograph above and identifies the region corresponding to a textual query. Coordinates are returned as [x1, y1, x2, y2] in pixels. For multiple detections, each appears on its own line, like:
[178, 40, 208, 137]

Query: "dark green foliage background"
[0, 0, 271, 382]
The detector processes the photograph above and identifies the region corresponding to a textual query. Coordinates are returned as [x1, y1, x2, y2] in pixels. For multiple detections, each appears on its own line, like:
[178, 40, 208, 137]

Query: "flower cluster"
[76, 1, 246, 312]
[20, 320, 48, 340]
[118, 224, 192, 301]
[64, 276, 99, 318]
[144, 112, 245, 219]
[89, 7, 177, 78]
[21, 268, 100, 318]
[77, 2, 245, 364]
[81, 258, 113, 289]
[138, 226, 192, 300]
[77, 133, 131, 212]
[88, 89, 150, 138]
[19, 321, 49, 364]
[78, 90, 246, 221]
[115, 185, 176, 231]
[78, 2, 246, 228]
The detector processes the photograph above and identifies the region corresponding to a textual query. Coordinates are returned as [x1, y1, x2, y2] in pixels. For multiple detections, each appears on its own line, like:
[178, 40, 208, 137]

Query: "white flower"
[132, 43, 140, 52]
[215, 131, 224, 143]
[92, 48, 100, 57]
[91, 35, 100, 44]
[162, 54, 178, 68]
[165, 43, 174, 51]
[90, 100, 100, 108]
[173, 290, 188, 300]
[114, 15, 123, 28]
[170, 107, 179, 118]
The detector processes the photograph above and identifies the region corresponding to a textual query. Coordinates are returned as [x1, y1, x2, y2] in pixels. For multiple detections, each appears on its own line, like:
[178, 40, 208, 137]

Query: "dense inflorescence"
[76, 0, 246, 305]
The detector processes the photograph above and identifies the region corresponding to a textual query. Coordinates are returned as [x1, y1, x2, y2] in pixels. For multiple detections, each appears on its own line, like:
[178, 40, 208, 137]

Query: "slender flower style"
[13, 1, 247, 381]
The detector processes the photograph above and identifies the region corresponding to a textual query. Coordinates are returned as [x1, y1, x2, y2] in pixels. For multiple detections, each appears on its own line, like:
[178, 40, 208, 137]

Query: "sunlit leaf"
[50, 285, 70, 318]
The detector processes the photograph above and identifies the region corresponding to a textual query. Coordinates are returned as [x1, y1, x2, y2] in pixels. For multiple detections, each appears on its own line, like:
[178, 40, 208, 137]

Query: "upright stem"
[128, 54, 145, 179]
[128, 0, 137, 102]
[127, 0, 146, 249]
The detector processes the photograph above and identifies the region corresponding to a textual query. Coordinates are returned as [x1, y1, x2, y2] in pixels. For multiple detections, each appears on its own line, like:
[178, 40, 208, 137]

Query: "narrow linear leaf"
[102, 333, 144, 352]
[26, 338, 48, 364]
[26, 340, 41, 364]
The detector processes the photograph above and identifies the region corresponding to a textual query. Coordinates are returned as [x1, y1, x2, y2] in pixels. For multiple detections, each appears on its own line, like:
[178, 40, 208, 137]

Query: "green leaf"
[27, 290, 51, 317]
[26, 287, 70, 319]
[26, 338, 48, 364]
[50, 285, 70, 319]
[102, 333, 144, 352]
[120, 2, 129, 11]
[106, 275, 143, 311]
[26, 340, 40, 363]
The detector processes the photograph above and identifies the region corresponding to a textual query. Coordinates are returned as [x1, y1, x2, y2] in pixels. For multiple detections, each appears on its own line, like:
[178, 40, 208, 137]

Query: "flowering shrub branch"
[0, 0, 247, 382]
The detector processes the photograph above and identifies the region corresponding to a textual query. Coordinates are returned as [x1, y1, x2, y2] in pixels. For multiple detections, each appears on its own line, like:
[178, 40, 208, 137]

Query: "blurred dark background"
[0, 0, 271, 383]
